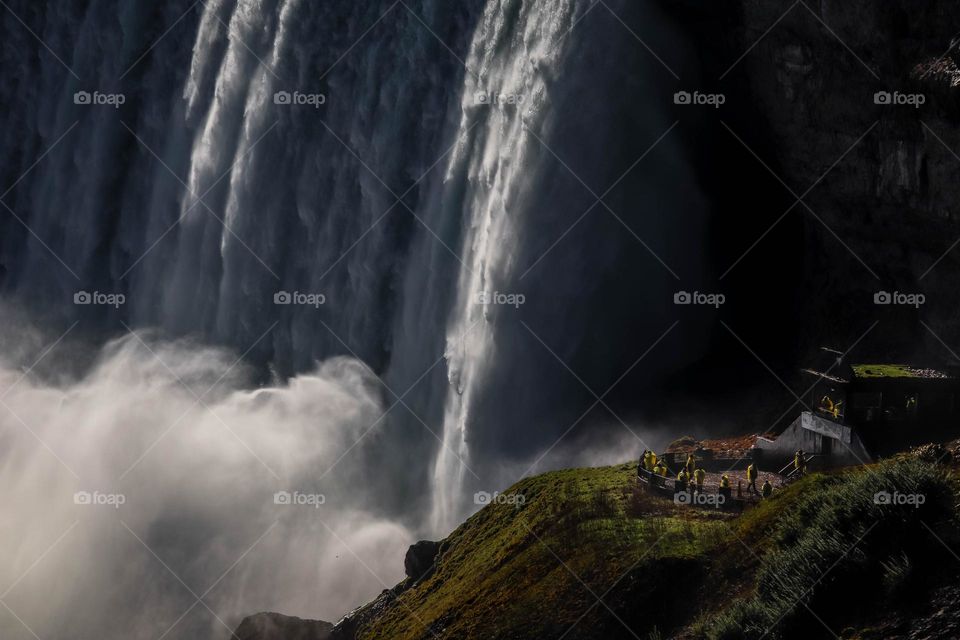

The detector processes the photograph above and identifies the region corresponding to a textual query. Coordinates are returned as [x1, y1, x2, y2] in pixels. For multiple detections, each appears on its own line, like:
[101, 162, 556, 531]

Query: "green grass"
[358, 463, 730, 640]
[850, 364, 943, 378]
[702, 459, 956, 639]
[353, 458, 959, 640]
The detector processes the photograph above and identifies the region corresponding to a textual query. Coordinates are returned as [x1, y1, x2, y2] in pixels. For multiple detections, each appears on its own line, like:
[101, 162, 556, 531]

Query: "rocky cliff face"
[680, 0, 960, 362]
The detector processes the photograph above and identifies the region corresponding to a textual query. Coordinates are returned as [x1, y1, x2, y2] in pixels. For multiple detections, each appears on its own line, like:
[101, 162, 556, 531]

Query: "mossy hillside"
[850, 364, 948, 379]
[353, 458, 959, 640]
[701, 458, 958, 639]
[359, 463, 731, 640]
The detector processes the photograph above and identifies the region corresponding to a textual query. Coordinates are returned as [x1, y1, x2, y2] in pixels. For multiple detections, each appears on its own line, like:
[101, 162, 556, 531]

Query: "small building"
[758, 348, 960, 469]
[756, 411, 872, 470]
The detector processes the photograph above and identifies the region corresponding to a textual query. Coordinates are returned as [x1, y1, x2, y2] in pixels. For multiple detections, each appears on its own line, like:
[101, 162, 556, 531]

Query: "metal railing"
[778, 453, 817, 480]
[636, 466, 742, 510]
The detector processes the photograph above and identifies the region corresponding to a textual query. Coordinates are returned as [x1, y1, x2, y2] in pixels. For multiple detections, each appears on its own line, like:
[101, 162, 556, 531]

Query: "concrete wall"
[757, 412, 872, 471]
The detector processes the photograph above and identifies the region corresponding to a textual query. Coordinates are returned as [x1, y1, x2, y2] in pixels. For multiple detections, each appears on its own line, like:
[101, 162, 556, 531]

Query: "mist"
[0, 316, 413, 639]
[0, 301, 681, 639]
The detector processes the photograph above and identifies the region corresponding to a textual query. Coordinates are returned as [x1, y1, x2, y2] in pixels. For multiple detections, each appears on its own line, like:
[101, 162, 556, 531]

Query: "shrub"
[705, 459, 955, 639]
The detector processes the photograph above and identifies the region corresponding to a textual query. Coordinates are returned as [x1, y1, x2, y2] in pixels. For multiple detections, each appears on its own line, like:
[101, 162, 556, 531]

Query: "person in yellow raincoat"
[794, 450, 807, 476]
[719, 474, 731, 501]
[694, 467, 705, 493]
[746, 463, 758, 494]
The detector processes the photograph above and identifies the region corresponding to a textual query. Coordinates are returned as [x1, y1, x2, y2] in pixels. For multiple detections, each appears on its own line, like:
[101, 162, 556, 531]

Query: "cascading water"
[427, 0, 710, 528]
[431, 0, 594, 532]
[0, 0, 709, 636]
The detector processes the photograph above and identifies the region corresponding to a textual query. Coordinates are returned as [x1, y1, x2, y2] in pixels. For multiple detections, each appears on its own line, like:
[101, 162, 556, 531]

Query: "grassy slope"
[849, 364, 943, 378]
[355, 459, 959, 640]
[359, 463, 731, 639]
[700, 458, 958, 639]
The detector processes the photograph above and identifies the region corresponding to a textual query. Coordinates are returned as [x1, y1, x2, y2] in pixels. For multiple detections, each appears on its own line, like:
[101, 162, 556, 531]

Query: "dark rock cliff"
[674, 0, 960, 365]
[232, 613, 332, 640]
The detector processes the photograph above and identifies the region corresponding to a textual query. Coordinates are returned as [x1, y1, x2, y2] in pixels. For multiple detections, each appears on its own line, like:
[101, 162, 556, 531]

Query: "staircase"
[778, 453, 816, 482]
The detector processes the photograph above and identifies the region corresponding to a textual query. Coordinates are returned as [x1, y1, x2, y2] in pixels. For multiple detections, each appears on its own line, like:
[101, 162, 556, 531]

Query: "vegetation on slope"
[850, 364, 951, 379]
[357, 463, 730, 639]
[702, 458, 957, 639]
[349, 457, 959, 640]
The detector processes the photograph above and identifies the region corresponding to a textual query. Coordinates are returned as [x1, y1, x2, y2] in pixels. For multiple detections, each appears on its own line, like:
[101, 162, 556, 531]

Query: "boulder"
[233, 612, 332, 640]
[404, 539, 442, 582]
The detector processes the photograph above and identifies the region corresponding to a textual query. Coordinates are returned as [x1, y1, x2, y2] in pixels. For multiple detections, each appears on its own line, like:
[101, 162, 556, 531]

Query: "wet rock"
[233, 612, 332, 640]
[404, 539, 442, 582]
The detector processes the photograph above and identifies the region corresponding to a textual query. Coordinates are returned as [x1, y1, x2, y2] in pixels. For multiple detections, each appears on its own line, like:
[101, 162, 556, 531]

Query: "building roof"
[800, 368, 849, 384]
[850, 364, 952, 380]
[665, 433, 769, 457]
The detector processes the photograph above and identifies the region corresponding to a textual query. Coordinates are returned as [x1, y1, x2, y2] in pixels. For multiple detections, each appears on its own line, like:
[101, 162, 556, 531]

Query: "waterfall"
[0, 0, 707, 635]
[0, 0, 480, 368]
[1, 0, 704, 525]
[429, 0, 588, 532]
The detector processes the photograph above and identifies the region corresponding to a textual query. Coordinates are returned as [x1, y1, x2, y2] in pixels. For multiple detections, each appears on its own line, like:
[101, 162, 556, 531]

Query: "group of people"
[640, 449, 668, 479]
[638, 450, 773, 501]
[674, 453, 706, 493]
